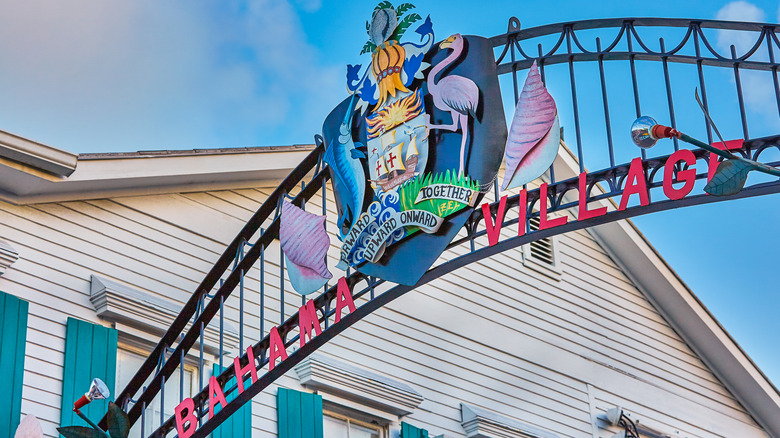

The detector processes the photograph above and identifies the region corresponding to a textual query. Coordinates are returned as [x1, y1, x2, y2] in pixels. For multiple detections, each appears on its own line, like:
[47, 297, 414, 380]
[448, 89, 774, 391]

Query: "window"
[324, 412, 385, 438]
[115, 348, 197, 438]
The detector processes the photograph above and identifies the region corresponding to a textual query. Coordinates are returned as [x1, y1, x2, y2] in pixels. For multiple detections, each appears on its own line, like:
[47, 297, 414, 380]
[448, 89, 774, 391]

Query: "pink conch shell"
[280, 200, 332, 295]
[15, 415, 44, 438]
[501, 61, 560, 190]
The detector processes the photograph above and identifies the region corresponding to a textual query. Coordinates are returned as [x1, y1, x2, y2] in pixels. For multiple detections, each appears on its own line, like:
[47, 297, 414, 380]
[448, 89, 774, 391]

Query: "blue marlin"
[324, 93, 366, 240]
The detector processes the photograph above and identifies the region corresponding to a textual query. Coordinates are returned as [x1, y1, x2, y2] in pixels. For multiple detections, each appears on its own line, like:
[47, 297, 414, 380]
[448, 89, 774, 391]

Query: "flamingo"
[426, 33, 479, 175]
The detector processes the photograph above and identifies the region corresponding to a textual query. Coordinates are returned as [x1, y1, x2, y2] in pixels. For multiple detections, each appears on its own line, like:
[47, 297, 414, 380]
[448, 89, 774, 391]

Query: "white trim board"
[295, 353, 424, 417]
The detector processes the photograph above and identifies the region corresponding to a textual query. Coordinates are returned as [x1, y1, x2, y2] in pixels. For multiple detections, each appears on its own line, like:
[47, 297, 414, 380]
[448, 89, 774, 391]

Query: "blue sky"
[1, 0, 779, 388]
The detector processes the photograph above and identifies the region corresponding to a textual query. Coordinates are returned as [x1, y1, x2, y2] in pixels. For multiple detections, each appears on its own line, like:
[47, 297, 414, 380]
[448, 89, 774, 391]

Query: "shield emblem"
[321, 5, 507, 285]
[366, 89, 429, 192]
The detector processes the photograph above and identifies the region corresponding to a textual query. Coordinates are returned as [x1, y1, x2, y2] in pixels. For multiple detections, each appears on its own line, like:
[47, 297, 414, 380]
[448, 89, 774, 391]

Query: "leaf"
[395, 2, 415, 17]
[502, 61, 559, 191]
[57, 426, 105, 438]
[390, 12, 421, 41]
[704, 159, 755, 196]
[374, 1, 393, 11]
[106, 402, 130, 438]
[360, 41, 377, 55]
[365, 20, 371, 37]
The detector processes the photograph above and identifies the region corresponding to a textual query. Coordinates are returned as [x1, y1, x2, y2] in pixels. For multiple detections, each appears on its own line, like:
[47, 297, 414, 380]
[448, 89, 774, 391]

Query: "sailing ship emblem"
[366, 89, 428, 192]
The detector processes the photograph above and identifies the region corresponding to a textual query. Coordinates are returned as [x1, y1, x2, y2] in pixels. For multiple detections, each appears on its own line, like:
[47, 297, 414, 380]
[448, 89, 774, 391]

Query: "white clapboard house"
[1, 128, 779, 438]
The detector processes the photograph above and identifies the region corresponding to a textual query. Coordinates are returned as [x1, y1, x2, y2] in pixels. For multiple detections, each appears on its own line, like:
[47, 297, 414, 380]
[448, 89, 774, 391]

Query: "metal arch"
[106, 17, 780, 438]
[144, 134, 780, 438]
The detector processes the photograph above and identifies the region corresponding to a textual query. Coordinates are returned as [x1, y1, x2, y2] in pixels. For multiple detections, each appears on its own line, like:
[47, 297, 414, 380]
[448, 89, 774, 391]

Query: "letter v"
[482, 195, 508, 246]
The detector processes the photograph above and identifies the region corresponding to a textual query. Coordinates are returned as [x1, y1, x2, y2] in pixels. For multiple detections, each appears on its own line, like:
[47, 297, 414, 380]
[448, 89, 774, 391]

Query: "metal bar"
[179, 350, 184, 404]
[511, 37, 519, 103]
[198, 321, 204, 426]
[219, 294, 224, 369]
[732, 45, 750, 139]
[627, 23, 647, 160]
[597, 37, 615, 167]
[110, 144, 325, 425]
[497, 52, 779, 74]
[141, 399, 145, 437]
[768, 30, 780, 119]
[694, 25, 714, 145]
[160, 376, 165, 429]
[280, 235, 285, 326]
[566, 26, 585, 172]
[490, 17, 772, 47]
[660, 38, 679, 151]
[260, 228, 265, 340]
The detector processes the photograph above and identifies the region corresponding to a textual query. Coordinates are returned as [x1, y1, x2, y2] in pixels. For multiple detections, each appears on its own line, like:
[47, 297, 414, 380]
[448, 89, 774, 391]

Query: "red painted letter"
[208, 375, 228, 419]
[663, 149, 697, 200]
[577, 172, 607, 220]
[618, 158, 649, 211]
[482, 195, 507, 246]
[174, 398, 197, 438]
[234, 346, 258, 394]
[539, 183, 567, 229]
[518, 189, 527, 236]
[708, 139, 744, 182]
[299, 299, 323, 347]
[268, 326, 288, 371]
[334, 277, 357, 323]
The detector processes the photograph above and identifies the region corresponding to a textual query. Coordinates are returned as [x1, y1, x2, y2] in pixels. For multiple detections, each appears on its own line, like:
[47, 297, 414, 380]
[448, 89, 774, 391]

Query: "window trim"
[323, 409, 387, 438]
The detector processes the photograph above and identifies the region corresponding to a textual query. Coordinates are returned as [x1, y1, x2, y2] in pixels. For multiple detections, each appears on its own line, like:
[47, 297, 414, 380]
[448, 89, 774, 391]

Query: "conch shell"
[280, 200, 332, 295]
[502, 61, 560, 190]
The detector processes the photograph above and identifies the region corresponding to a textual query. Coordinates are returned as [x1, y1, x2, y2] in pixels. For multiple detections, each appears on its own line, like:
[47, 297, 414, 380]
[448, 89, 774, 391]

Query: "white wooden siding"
[0, 185, 765, 438]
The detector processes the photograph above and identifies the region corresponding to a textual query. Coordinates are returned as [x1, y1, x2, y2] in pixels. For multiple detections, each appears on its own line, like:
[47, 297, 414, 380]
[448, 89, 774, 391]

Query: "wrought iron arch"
[108, 17, 780, 438]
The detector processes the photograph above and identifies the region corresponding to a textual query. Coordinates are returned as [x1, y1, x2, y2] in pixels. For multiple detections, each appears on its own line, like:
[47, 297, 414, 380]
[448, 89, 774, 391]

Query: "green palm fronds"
[390, 12, 420, 42]
[361, 2, 420, 54]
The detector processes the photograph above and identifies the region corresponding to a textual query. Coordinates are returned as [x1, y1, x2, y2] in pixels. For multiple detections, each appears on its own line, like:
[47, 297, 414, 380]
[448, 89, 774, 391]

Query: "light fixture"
[73, 378, 110, 412]
[604, 406, 639, 438]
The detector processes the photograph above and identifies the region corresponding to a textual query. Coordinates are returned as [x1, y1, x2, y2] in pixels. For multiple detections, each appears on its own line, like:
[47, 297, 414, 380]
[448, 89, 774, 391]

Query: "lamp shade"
[605, 406, 623, 425]
[73, 378, 110, 411]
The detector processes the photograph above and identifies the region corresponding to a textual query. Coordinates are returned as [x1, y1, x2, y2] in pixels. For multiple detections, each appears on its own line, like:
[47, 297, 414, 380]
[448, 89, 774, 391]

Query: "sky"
[1, 0, 779, 393]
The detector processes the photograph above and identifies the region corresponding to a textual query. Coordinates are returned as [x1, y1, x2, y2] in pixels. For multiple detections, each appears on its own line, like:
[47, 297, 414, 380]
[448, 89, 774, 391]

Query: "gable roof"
[550, 144, 780, 437]
[0, 129, 314, 204]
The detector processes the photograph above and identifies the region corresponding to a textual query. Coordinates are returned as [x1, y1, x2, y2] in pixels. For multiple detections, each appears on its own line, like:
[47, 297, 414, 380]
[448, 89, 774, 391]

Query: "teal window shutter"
[59, 317, 117, 431]
[401, 422, 429, 438]
[212, 364, 252, 438]
[277, 387, 323, 438]
[0, 291, 29, 438]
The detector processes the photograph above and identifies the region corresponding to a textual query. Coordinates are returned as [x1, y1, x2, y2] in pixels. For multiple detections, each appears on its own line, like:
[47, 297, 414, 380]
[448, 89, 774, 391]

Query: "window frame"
[323, 408, 388, 438]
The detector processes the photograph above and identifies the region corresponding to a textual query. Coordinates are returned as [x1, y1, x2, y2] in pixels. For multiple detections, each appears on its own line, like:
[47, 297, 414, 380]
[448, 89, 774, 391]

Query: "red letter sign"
[208, 375, 228, 419]
[577, 172, 606, 220]
[268, 326, 288, 371]
[518, 189, 527, 236]
[334, 277, 357, 323]
[539, 183, 567, 229]
[174, 398, 197, 438]
[663, 149, 697, 200]
[619, 158, 649, 211]
[482, 195, 507, 246]
[299, 299, 323, 347]
[234, 346, 259, 394]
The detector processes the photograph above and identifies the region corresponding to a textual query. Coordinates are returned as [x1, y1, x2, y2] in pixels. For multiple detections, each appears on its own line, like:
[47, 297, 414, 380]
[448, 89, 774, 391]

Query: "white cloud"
[0, 0, 343, 152]
[714, 1, 778, 128]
